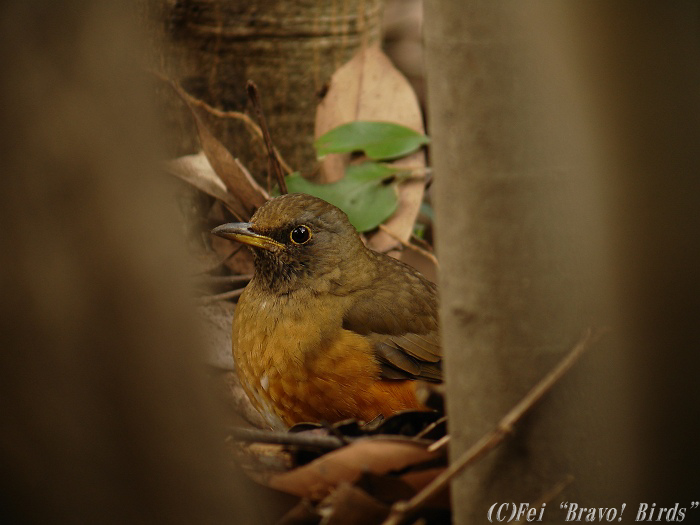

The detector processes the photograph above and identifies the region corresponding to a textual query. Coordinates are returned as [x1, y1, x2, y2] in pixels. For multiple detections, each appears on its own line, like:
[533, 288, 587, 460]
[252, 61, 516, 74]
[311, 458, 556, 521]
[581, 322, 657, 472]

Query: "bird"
[212, 193, 441, 429]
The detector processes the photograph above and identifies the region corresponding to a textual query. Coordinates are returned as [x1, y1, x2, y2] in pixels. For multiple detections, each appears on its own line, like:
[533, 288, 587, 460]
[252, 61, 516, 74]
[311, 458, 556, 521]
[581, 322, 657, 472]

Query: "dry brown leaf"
[164, 153, 244, 216]
[320, 482, 390, 525]
[314, 44, 426, 253]
[164, 76, 269, 219]
[266, 437, 444, 501]
[190, 108, 269, 219]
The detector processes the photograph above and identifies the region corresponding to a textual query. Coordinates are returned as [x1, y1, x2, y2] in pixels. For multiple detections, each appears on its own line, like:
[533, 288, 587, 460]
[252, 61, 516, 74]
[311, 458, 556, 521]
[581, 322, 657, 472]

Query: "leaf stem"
[247, 81, 288, 195]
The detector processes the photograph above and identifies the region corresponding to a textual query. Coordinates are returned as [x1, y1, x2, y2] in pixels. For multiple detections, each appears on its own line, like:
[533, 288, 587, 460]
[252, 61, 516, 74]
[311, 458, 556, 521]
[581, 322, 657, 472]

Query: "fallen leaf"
[354, 471, 416, 505]
[166, 77, 269, 218]
[319, 482, 390, 525]
[266, 437, 444, 501]
[191, 109, 269, 219]
[314, 44, 427, 252]
[164, 152, 244, 217]
[286, 163, 399, 232]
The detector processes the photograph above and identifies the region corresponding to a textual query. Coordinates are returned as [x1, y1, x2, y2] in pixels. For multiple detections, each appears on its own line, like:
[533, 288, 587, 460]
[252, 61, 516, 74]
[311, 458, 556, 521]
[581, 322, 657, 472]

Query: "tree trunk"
[0, 3, 275, 523]
[567, 3, 700, 507]
[426, 3, 635, 522]
[153, 0, 383, 176]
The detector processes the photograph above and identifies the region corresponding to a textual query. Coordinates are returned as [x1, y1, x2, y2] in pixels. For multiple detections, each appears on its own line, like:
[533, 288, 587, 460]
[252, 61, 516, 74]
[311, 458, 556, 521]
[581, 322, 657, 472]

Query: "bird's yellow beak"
[211, 222, 283, 251]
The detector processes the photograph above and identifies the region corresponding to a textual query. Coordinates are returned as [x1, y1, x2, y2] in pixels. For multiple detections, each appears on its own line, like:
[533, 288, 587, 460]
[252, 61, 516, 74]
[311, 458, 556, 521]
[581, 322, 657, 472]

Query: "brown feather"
[342, 250, 442, 382]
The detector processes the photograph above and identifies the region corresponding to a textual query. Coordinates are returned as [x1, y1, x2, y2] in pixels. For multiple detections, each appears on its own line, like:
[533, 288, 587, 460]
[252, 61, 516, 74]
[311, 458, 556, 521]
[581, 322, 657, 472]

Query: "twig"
[413, 416, 447, 440]
[321, 421, 353, 446]
[409, 233, 435, 255]
[199, 288, 245, 304]
[198, 274, 252, 285]
[247, 81, 288, 195]
[378, 224, 439, 268]
[426, 434, 449, 452]
[381, 327, 606, 525]
[229, 427, 349, 450]
[185, 95, 294, 176]
[151, 70, 294, 175]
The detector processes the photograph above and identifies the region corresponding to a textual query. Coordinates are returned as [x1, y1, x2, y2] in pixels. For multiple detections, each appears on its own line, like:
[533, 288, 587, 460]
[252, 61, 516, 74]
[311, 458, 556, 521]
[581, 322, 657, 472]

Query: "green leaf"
[314, 121, 429, 160]
[413, 223, 426, 240]
[285, 162, 399, 232]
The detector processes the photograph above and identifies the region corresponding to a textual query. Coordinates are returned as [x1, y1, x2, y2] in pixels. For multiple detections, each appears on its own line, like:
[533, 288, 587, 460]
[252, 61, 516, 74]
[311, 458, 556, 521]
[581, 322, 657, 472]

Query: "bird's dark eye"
[290, 225, 312, 245]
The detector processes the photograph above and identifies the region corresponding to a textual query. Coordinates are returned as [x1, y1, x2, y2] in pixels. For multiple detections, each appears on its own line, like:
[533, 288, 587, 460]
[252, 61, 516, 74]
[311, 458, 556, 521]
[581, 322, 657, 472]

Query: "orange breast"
[261, 331, 424, 427]
[232, 289, 425, 428]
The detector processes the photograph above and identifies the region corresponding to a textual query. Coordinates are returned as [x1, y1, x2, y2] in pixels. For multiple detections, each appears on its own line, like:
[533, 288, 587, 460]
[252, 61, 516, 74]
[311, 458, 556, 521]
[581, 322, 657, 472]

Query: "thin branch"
[378, 224, 439, 268]
[199, 288, 245, 304]
[198, 274, 253, 285]
[151, 70, 294, 175]
[229, 427, 349, 450]
[381, 327, 606, 525]
[247, 81, 288, 194]
[185, 95, 294, 176]
[409, 232, 435, 255]
[427, 434, 449, 452]
[321, 420, 354, 446]
[413, 416, 447, 440]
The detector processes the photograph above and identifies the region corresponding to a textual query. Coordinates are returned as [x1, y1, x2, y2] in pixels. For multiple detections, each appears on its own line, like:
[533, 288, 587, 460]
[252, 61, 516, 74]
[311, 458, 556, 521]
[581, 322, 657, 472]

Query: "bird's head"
[212, 193, 365, 294]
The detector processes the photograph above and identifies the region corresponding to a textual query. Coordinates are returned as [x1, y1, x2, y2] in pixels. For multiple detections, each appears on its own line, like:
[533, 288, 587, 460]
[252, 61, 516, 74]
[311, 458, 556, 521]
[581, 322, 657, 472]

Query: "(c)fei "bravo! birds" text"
[487, 501, 699, 522]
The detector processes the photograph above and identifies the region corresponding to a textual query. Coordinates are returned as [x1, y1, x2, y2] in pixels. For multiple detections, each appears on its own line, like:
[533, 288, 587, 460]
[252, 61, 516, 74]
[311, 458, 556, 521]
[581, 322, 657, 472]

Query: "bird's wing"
[370, 331, 442, 382]
[342, 253, 442, 382]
